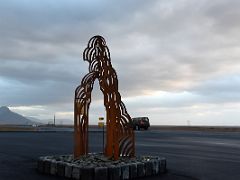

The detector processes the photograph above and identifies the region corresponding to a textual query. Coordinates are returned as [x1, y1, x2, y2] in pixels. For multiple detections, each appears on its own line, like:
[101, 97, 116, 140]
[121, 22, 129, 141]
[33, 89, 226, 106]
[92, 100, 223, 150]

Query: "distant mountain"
[25, 116, 43, 125]
[0, 106, 34, 125]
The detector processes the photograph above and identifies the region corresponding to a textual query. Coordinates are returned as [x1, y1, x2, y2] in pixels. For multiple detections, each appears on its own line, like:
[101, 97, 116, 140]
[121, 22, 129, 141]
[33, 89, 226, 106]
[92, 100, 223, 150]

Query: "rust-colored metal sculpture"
[74, 36, 135, 160]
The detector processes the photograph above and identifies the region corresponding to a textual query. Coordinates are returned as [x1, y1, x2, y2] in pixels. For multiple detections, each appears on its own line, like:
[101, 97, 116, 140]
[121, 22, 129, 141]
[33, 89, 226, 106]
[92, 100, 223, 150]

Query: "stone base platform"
[37, 153, 166, 180]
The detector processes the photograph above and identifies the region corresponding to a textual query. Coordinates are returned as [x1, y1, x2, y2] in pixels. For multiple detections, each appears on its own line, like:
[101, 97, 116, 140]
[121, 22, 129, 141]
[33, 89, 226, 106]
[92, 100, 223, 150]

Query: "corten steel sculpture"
[74, 36, 135, 160]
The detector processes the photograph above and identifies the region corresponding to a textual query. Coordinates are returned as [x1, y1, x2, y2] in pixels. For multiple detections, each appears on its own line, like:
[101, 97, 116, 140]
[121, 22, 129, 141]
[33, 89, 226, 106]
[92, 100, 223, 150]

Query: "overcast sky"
[0, 0, 240, 125]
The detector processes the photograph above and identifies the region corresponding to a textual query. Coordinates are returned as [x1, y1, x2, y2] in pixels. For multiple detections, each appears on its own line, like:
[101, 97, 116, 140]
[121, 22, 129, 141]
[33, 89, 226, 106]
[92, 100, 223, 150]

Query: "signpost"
[98, 117, 104, 153]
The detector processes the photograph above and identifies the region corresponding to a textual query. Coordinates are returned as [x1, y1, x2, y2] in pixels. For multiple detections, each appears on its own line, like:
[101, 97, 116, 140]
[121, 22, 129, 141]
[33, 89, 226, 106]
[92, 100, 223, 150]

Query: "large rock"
[129, 163, 137, 179]
[137, 162, 145, 177]
[72, 165, 81, 180]
[50, 160, 57, 175]
[152, 160, 159, 175]
[81, 166, 94, 180]
[121, 164, 130, 180]
[57, 162, 65, 177]
[94, 167, 108, 180]
[145, 161, 153, 176]
[108, 165, 121, 180]
[65, 163, 73, 178]
[44, 160, 51, 174]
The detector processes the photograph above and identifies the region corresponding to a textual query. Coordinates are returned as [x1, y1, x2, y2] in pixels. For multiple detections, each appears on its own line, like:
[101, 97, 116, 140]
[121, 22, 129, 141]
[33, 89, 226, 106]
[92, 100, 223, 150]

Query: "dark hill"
[0, 106, 34, 125]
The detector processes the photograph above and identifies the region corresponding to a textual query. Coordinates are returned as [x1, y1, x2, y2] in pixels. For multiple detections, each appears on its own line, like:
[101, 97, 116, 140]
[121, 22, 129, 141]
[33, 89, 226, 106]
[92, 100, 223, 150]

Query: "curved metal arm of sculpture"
[74, 71, 97, 158]
[74, 35, 135, 160]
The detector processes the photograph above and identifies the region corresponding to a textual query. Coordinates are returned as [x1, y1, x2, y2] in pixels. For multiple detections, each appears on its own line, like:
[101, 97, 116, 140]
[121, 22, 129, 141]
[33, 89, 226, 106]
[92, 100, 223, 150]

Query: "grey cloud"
[0, 0, 155, 78]
[0, 59, 86, 83]
[204, 0, 240, 33]
[190, 74, 240, 103]
[0, 0, 240, 124]
[0, 79, 75, 106]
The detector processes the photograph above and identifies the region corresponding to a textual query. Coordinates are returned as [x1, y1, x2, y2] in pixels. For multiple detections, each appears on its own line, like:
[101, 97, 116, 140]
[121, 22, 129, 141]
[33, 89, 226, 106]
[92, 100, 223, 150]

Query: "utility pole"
[54, 114, 56, 126]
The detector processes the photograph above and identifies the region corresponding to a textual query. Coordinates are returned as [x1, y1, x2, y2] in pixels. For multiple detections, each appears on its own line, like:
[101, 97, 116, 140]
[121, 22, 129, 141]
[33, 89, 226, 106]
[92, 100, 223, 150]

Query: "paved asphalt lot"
[0, 129, 239, 180]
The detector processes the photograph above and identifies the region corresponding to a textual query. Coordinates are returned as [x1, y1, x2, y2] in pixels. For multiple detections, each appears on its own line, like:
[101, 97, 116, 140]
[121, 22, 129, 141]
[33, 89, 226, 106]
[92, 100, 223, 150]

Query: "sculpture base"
[37, 153, 166, 180]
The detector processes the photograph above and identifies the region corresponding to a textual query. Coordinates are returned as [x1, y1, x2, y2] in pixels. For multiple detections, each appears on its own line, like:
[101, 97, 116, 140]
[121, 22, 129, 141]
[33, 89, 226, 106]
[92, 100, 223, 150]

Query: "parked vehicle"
[132, 117, 150, 130]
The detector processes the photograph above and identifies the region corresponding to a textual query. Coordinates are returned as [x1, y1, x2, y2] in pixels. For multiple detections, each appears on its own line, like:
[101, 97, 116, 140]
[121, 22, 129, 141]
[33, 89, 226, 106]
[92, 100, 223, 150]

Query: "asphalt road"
[0, 130, 239, 180]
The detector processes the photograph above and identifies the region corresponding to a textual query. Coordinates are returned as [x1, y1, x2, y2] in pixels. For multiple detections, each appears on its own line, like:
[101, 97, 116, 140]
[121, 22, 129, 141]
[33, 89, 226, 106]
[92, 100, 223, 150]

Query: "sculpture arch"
[74, 36, 135, 160]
